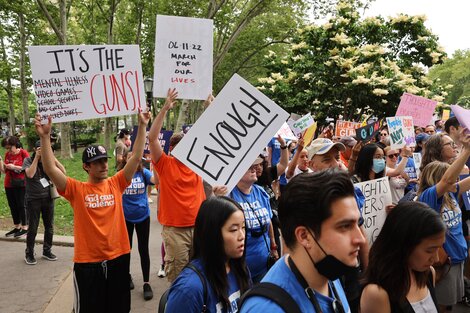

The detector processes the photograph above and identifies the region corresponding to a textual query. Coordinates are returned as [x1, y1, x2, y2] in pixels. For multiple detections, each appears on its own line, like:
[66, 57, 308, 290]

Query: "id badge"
[39, 178, 50, 188]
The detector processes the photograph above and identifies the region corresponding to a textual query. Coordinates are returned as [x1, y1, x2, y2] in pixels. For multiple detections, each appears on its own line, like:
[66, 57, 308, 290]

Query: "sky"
[364, 0, 470, 57]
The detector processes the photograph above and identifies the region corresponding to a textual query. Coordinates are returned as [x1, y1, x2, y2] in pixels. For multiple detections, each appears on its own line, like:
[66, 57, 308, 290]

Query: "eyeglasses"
[443, 141, 457, 148]
[380, 133, 388, 137]
[387, 153, 399, 159]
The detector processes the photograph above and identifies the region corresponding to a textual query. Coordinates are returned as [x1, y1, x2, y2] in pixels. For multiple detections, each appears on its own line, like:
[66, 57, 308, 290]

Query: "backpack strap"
[239, 282, 302, 313]
[186, 263, 208, 313]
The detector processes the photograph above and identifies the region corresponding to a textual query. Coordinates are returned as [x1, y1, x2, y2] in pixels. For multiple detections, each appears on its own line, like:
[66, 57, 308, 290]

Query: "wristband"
[280, 145, 287, 150]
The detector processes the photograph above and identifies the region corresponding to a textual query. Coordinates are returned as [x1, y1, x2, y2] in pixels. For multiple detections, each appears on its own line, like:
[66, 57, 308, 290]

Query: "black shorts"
[73, 253, 131, 313]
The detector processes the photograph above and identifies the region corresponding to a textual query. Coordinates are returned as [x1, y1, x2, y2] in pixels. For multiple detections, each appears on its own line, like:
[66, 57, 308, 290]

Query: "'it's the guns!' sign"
[28, 45, 146, 123]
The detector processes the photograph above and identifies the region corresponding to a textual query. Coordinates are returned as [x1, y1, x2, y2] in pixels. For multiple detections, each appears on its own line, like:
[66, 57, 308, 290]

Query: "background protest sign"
[355, 120, 381, 142]
[275, 122, 297, 140]
[460, 175, 470, 211]
[287, 113, 314, 137]
[413, 152, 422, 177]
[354, 177, 392, 245]
[396, 93, 437, 127]
[130, 127, 173, 154]
[335, 120, 361, 137]
[386, 116, 415, 149]
[29, 45, 145, 123]
[442, 109, 450, 121]
[451, 104, 470, 134]
[153, 15, 213, 100]
[171, 74, 289, 192]
[302, 122, 317, 146]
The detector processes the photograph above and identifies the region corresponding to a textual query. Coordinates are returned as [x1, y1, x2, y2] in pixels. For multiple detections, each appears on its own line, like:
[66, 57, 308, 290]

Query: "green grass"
[0, 142, 117, 236]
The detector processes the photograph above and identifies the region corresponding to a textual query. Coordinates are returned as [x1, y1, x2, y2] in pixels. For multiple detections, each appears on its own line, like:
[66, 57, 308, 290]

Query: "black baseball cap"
[35, 140, 41, 148]
[82, 145, 111, 163]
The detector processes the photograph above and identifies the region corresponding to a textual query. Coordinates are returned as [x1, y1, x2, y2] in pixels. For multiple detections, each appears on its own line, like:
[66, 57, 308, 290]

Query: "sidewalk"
[0, 191, 170, 313]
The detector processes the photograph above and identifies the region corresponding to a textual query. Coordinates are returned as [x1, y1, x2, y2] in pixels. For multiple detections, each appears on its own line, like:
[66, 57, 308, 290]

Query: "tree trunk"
[175, 100, 190, 133]
[0, 33, 15, 135]
[19, 12, 29, 124]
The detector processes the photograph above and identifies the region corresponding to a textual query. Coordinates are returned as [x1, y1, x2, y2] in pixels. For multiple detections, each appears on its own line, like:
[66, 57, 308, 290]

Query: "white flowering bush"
[256, 0, 447, 121]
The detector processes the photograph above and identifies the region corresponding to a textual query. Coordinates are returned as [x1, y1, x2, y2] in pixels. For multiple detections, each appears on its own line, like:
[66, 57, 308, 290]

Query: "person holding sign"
[418, 128, 470, 313]
[384, 146, 412, 205]
[148, 88, 206, 282]
[240, 170, 364, 312]
[285, 138, 312, 181]
[360, 201, 445, 313]
[34, 111, 150, 313]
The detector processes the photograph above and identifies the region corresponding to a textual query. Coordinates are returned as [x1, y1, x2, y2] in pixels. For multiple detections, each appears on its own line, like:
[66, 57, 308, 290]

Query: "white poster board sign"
[354, 177, 392, 245]
[275, 122, 297, 140]
[171, 74, 289, 192]
[29, 45, 145, 123]
[153, 15, 213, 100]
[287, 113, 314, 136]
[386, 116, 416, 150]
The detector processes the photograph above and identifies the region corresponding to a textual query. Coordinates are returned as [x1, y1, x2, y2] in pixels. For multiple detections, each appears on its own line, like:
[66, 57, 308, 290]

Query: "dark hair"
[169, 133, 184, 148]
[1, 136, 21, 148]
[278, 169, 355, 248]
[192, 196, 250, 310]
[444, 117, 460, 134]
[420, 134, 445, 171]
[363, 201, 445, 303]
[354, 143, 384, 182]
[118, 129, 130, 139]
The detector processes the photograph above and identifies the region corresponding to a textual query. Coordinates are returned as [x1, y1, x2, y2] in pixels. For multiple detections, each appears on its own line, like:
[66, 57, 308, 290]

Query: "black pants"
[126, 217, 150, 282]
[73, 253, 131, 313]
[5, 187, 26, 226]
[26, 198, 54, 255]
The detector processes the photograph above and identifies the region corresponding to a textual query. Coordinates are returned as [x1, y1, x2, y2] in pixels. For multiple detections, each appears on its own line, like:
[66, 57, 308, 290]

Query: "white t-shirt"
[386, 166, 407, 204]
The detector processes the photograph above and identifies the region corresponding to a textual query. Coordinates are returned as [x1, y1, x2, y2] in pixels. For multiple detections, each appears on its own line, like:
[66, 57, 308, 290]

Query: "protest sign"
[153, 15, 213, 100]
[442, 109, 450, 121]
[302, 122, 317, 146]
[287, 113, 314, 137]
[171, 74, 289, 192]
[396, 93, 437, 127]
[386, 116, 415, 149]
[29, 45, 145, 123]
[460, 175, 470, 211]
[354, 177, 392, 245]
[335, 120, 362, 137]
[450, 104, 470, 134]
[275, 122, 297, 140]
[130, 127, 173, 154]
[355, 120, 381, 142]
[413, 152, 422, 177]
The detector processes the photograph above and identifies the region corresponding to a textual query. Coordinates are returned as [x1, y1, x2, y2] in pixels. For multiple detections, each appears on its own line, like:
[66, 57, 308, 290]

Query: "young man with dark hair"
[240, 169, 365, 312]
[35, 112, 150, 313]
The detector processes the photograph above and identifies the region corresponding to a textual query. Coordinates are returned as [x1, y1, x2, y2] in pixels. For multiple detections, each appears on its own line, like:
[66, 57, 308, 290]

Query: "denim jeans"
[25, 197, 54, 255]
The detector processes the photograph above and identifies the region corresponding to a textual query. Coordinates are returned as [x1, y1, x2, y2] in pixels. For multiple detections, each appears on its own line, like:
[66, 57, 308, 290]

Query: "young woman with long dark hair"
[166, 196, 251, 312]
[352, 143, 385, 183]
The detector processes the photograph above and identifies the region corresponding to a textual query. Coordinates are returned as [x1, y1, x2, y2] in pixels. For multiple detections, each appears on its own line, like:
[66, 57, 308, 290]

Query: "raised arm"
[286, 138, 304, 179]
[25, 150, 41, 178]
[348, 141, 363, 175]
[34, 114, 67, 192]
[386, 146, 412, 177]
[148, 88, 178, 163]
[276, 135, 288, 176]
[122, 112, 150, 182]
[436, 129, 470, 197]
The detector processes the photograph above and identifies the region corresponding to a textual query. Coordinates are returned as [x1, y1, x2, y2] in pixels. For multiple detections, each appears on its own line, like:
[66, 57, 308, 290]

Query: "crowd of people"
[1, 88, 470, 313]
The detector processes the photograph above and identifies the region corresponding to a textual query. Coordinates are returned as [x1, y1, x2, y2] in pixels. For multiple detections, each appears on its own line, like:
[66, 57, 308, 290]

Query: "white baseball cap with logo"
[306, 138, 346, 160]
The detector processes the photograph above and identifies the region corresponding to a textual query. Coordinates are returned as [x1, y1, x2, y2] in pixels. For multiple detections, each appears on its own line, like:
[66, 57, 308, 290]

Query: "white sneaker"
[157, 265, 166, 278]
[148, 197, 154, 204]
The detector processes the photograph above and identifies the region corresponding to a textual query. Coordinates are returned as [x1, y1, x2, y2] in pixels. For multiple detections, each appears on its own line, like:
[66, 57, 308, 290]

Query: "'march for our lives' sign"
[171, 74, 289, 192]
[29, 45, 146, 123]
[354, 177, 392, 245]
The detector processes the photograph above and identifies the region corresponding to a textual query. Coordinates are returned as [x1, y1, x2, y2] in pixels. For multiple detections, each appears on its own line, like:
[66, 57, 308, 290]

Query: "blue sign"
[130, 126, 173, 155]
[460, 175, 470, 211]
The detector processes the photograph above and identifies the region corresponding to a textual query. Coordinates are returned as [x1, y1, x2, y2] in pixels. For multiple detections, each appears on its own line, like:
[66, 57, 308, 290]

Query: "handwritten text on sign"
[287, 113, 314, 137]
[396, 93, 437, 128]
[335, 120, 362, 137]
[153, 15, 213, 100]
[171, 74, 289, 192]
[28, 45, 145, 123]
[386, 116, 415, 149]
[354, 177, 392, 245]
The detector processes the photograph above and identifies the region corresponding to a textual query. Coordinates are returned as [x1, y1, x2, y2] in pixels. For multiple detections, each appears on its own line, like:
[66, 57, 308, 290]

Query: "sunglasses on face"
[380, 133, 388, 136]
[387, 153, 399, 159]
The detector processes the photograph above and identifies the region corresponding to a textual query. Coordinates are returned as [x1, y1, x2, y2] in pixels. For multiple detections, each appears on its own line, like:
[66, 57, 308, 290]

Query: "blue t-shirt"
[166, 259, 241, 313]
[240, 256, 351, 313]
[268, 138, 281, 166]
[230, 185, 272, 278]
[122, 169, 153, 223]
[400, 157, 417, 193]
[418, 185, 468, 264]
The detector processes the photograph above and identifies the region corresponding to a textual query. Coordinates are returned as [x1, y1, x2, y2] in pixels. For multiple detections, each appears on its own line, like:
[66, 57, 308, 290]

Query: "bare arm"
[276, 135, 288, 176]
[267, 146, 273, 167]
[54, 157, 66, 174]
[360, 284, 391, 313]
[25, 152, 40, 179]
[0, 155, 4, 173]
[386, 146, 411, 177]
[148, 88, 178, 164]
[286, 139, 304, 179]
[348, 141, 363, 175]
[122, 112, 150, 182]
[34, 114, 67, 192]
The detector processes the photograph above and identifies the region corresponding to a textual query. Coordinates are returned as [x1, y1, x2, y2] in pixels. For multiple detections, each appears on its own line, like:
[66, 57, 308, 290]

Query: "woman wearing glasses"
[360, 201, 445, 313]
[230, 158, 278, 283]
[420, 134, 459, 172]
[383, 146, 412, 204]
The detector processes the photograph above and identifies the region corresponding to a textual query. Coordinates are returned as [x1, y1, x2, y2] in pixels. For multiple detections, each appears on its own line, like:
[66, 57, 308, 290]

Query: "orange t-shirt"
[59, 171, 131, 263]
[153, 153, 205, 227]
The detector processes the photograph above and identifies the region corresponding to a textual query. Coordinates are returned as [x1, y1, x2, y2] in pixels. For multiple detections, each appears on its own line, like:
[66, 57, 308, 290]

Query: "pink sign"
[450, 104, 470, 133]
[396, 93, 437, 128]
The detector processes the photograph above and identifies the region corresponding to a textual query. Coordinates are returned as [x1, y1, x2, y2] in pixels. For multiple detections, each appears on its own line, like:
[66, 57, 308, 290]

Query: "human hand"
[276, 135, 286, 147]
[203, 93, 214, 108]
[163, 88, 178, 111]
[400, 145, 412, 158]
[459, 128, 470, 150]
[34, 113, 52, 138]
[385, 204, 395, 215]
[138, 110, 151, 126]
[351, 141, 363, 157]
[35, 148, 41, 160]
[212, 185, 228, 196]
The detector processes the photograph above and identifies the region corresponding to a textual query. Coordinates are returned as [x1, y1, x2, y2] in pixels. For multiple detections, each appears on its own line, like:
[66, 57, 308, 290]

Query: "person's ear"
[294, 226, 312, 249]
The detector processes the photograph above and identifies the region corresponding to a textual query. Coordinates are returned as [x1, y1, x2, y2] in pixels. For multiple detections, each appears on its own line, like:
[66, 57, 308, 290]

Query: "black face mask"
[306, 230, 357, 281]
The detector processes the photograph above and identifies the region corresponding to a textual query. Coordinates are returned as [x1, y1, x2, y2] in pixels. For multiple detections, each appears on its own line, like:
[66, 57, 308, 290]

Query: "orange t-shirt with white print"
[153, 153, 205, 227]
[59, 170, 131, 263]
